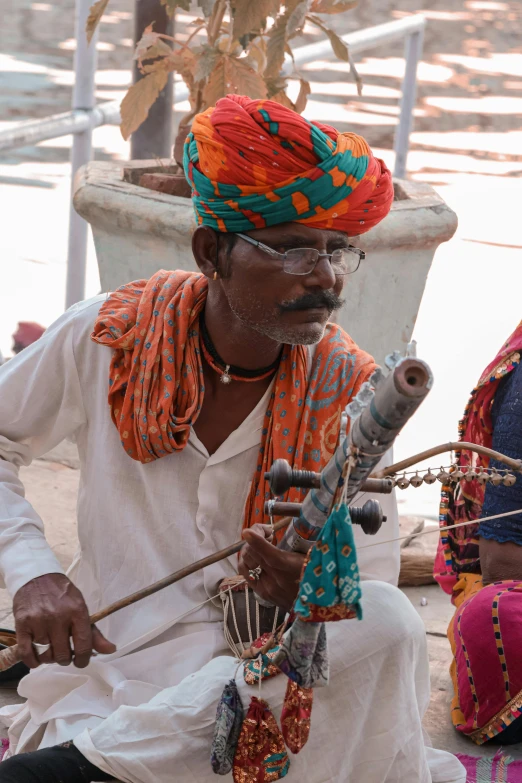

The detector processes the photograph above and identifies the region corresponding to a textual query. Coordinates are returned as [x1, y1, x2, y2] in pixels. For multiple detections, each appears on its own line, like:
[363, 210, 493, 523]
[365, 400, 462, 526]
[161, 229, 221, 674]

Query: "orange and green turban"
[183, 94, 393, 235]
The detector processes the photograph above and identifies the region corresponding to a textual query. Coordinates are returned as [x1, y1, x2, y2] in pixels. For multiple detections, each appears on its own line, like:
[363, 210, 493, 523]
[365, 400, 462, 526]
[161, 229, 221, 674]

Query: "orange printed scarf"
[92, 270, 376, 530]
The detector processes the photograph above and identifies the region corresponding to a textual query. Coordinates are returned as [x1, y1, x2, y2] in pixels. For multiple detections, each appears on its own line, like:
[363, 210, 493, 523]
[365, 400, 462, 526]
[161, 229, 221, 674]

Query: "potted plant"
[86, 0, 361, 194]
[75, 1, 458, 365]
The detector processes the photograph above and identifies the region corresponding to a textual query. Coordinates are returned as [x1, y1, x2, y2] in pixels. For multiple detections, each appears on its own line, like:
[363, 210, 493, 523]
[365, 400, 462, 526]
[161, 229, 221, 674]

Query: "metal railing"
[0, 6, 425, 308]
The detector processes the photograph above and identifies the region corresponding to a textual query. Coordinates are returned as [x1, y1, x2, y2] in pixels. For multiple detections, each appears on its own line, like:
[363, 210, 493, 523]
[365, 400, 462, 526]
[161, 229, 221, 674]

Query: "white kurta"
[0, 297, 465, 782]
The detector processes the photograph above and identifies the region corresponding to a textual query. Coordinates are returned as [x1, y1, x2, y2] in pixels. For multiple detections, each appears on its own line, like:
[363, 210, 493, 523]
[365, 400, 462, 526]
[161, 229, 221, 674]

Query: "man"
[0, 323, 44, 368]
[0, 96, 464, 782]
[11, 322, 46, 355]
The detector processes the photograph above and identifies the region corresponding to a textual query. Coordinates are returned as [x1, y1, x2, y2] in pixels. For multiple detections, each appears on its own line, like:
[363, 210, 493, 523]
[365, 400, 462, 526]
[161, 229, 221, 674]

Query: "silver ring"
[32, 641, 51, 656]
[248, 566, 262, 582]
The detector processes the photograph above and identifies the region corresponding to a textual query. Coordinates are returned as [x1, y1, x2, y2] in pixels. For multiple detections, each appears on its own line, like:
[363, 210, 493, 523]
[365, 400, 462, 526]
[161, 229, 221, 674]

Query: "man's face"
[218, 223, 348, 345]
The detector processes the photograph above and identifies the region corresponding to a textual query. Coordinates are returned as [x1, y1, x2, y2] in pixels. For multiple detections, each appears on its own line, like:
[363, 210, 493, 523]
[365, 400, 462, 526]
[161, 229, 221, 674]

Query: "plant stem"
[208, 0, 227, 45]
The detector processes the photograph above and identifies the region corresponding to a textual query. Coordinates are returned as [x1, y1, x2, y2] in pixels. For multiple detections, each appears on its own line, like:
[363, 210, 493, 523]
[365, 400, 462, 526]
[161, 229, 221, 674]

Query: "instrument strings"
[357, 506, 522, 550]
[152, 508, 522, 628]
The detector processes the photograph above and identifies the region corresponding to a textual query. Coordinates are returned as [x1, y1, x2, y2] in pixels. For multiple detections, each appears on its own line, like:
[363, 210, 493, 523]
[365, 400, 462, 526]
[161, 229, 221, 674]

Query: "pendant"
[220, 365, 232, 385]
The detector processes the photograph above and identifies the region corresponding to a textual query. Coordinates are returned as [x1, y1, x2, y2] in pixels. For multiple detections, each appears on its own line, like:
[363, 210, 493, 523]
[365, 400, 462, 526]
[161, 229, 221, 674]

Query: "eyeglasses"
[236, 233, 365, 276]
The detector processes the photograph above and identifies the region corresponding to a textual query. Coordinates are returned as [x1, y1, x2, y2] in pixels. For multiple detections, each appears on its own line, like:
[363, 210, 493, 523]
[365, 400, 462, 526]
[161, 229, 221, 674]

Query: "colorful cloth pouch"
[211, 680, 244, 775]
[273, 619, 329, 688]
[233, 697, 290, 782]
[244, 645, 282, 686]
[274, 504, 362, 688]
[281, 681, 313, 755]
[294, 503, 362, 622]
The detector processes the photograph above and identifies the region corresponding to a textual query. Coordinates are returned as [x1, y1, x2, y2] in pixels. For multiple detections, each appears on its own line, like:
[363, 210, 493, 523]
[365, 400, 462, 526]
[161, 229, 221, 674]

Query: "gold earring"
[213, 271, 218, 281]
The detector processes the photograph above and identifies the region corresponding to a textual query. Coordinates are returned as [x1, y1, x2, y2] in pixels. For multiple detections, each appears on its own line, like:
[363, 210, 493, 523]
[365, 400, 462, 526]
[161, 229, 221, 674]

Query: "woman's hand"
[238, 524, 305, 613]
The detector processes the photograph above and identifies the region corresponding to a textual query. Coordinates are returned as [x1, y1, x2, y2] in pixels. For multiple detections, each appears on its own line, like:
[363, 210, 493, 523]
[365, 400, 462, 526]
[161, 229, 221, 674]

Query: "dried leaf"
[231, 0, 277, 40]
[248, 38, 268, 73]
[194, 46, 222, 82]
[348, 50, 363, 96]
[138, 41, 173, 66]
[294, 77, 311, 113]
[203, 55, 267, 107]
[120, 65, 170, 140]
[265, 13, 288, 78]
[307, 14, 348, 60]
[285, 42, 296, 65]
[310, 0, 358, 12]
[161, 0, 191, 16]
[86, 0, 110, 44]
[170, 48, 198, 96]
[307, 13, 362, 93]
[134, 24, 172, 63]
[271, 90, 295, 110]
[264, 75, 288, 98]
[286, 0, 311, 37]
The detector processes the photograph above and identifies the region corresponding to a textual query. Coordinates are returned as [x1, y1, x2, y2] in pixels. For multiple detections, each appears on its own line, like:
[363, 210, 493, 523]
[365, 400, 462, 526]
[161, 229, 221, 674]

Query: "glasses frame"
[235, 233, 365, 276]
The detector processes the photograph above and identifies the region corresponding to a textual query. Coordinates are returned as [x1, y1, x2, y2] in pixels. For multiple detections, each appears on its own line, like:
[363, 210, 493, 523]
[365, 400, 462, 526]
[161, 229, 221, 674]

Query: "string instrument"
[0, 350, 520, 673]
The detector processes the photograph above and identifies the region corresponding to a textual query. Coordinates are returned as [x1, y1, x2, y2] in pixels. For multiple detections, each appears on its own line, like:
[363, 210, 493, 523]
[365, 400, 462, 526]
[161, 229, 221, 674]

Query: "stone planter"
[74, 160, 457, 366]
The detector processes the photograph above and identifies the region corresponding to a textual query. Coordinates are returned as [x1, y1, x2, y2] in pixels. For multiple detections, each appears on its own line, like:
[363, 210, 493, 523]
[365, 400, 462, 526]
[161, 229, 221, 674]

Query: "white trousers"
[2, 582, 465, 783]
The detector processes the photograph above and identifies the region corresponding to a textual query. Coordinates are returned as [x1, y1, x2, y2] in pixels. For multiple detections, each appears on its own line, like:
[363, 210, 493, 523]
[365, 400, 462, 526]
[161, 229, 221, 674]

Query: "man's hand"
[13, 573, 116, 669]
[238, 524, 305, 613]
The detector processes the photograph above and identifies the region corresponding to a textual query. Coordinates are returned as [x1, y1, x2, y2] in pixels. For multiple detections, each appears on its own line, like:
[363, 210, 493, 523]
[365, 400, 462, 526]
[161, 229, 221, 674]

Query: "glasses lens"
[283, 248, 319, 275]
[331, 248, 361, 275]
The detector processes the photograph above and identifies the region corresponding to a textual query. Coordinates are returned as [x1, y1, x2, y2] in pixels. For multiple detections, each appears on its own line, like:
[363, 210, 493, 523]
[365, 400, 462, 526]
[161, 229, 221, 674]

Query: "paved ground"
[1, 0, 521, 768]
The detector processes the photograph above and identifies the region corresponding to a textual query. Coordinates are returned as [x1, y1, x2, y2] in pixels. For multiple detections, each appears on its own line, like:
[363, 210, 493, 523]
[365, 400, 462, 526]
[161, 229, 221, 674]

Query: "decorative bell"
[465, 468, 477, 481]
[396, 475, 410, 490]
[452, 467, 465, 481]
[437, 468, 451, 484]
[490, 470, 503, 487]
[423, 470, 437, 485]
[503, 473, 517, 487]
[476, 468, 490, 485]
[410, 473, 423, 488]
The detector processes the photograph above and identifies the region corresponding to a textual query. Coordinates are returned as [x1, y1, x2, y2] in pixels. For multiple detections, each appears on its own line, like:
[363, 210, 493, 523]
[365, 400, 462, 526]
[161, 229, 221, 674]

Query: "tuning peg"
[490, 469, 503, 487]
[345, 399, 363, 420]
[410, 472, 423, 488]
[396, 474, 410, 490]
[406, 340, 417, 358]
[503, 473, 517, 487]
[384, 350, 402, 370]
[437, 468, 451, 484]
[339, 411, 349, 444]
[423, 469, 437, 485]
[356, 381, 375, 406]
[369, 367, 385, 388]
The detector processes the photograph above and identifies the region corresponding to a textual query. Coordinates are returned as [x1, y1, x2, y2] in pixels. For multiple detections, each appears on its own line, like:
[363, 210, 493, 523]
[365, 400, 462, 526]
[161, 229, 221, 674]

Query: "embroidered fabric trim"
[469, 688, 522, 745]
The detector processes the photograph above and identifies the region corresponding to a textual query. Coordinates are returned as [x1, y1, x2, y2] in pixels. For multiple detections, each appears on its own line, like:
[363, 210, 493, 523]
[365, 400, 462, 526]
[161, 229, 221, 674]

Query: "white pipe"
[393, 27, 424, 178]
[288, 14, 426, 69]
[65, 0, 100, 309]
[0, 102, 121, 152]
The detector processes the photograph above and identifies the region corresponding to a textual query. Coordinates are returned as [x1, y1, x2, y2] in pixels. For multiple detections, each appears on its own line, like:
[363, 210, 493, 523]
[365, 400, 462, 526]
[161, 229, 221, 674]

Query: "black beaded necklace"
[199, 316, 281, 385]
